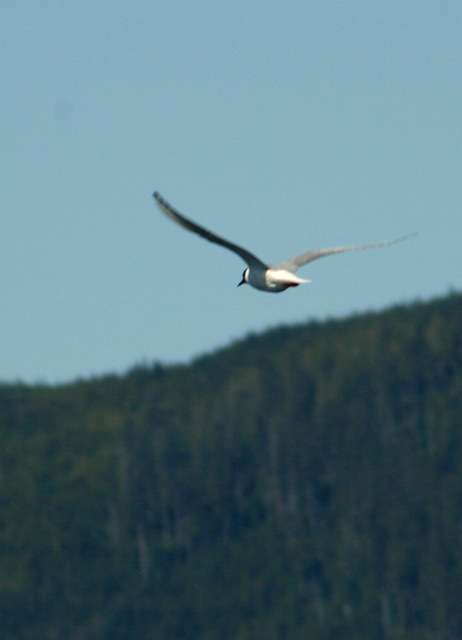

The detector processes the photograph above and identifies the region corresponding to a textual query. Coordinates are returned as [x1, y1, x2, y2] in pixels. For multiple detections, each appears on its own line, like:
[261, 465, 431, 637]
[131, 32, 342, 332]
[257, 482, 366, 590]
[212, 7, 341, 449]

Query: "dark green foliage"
[1, 293, 462, 639]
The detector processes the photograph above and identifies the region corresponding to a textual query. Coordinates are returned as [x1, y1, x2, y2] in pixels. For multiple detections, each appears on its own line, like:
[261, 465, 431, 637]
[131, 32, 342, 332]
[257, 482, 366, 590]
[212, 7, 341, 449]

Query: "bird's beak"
[237, 278, 245, 287]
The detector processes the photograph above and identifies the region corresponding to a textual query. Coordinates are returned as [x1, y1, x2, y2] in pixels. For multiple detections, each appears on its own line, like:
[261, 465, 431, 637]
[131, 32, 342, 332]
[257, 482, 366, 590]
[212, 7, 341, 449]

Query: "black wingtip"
[153, 191, 159, 199]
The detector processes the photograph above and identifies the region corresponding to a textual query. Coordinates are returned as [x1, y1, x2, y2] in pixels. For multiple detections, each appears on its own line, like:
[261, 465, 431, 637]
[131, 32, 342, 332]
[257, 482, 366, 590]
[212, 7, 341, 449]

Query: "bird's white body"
[245, 267, 310, 292]
[153, 192, 415, 293]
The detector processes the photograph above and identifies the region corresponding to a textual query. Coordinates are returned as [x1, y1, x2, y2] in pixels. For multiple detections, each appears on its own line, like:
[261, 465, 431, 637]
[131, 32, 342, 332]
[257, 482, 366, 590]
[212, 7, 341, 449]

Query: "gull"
[153, 192, 415, 293]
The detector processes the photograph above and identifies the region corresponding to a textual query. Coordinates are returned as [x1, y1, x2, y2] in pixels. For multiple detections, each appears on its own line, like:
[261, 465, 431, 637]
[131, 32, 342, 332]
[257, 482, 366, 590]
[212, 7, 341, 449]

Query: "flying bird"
[153, 192, 415, 293]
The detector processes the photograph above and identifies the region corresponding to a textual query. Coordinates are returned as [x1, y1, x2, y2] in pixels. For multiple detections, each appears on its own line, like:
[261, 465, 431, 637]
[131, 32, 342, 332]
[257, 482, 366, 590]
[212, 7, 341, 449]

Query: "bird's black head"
[237, 268, 248, 287]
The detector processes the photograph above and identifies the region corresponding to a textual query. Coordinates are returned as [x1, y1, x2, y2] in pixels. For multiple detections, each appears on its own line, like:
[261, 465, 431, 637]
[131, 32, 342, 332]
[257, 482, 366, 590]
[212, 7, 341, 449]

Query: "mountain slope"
[1, 293, 461, 639]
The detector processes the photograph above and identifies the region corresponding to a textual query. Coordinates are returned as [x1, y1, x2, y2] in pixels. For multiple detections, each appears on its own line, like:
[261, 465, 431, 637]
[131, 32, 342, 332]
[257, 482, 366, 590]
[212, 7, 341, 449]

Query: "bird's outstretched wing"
[153, 192, 268, 269]
[276, 233, 417, 273]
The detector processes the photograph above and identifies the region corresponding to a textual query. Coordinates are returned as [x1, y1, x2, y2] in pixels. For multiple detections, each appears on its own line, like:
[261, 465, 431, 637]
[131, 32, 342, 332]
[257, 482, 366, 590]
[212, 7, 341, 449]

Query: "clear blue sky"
[2, 2, 461, 384]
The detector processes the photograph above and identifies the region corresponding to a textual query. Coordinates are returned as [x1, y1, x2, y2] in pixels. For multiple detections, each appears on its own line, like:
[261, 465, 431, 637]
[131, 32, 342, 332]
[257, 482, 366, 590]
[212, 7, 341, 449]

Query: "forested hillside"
[1, 293, 462, 640]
